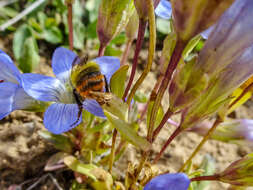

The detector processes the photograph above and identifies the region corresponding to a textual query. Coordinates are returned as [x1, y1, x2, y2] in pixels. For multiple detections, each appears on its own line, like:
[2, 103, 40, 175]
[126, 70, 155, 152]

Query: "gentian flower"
[169, 0, 253, 116]
[0, 50, 47, 120]
[21, 47, 120, 134]
[218, 153, 253, 186]
[155, 0, 219, 39]
[144, 173, 190, 190]
[189, 119, 253, 147]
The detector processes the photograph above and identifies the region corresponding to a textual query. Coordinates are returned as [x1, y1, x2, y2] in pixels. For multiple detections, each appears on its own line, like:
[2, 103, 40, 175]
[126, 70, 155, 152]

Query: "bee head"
[70, 60, 101, 88]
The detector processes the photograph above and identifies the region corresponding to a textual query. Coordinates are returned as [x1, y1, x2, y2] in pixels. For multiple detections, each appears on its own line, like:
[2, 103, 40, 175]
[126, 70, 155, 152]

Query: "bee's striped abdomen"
[76, 71, 105, 99]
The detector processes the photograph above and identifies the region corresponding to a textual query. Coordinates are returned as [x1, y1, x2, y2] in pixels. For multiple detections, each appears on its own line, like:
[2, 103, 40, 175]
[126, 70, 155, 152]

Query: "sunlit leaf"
[110, 65, 129, 98]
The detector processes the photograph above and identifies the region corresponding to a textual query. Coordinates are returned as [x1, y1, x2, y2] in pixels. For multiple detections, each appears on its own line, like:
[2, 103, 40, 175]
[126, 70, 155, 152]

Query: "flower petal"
[93, 56, 120, 83]
[52, 47, 77, 83]
[144, 173, 190, 190]
[155, 0, 172, 20]
[0, 50, 21, 84]
[0, 82, 18, 119]
[83, 99, 105, 118]
[13, 86, 48, 112]
[200, 26, 214, 39]
[21, 73, 65, 102]
[44, 103, 81, 134]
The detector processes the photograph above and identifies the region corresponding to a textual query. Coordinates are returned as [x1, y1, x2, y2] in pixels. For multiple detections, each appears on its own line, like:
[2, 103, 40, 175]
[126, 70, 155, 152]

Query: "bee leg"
[71, 89, 83, 127]
[104, 75, 110, 93]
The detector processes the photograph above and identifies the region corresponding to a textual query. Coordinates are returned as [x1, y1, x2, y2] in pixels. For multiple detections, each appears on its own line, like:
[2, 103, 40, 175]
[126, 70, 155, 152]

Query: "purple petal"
[52, 47, 77, 83]
[44, 103, 81, 134]
[93, 56, 120, 83]
[0, 82, 18, 119]
[21, 73, 65, 102]
[13, 86, 48, 112]
[144, 173, 190, 190]
[198, 0, 253, 75]
[83, 99, 105, 118]
[0, 49, 21, 84]
[155, 0, 172, 19]
[200, 26, 214, 39]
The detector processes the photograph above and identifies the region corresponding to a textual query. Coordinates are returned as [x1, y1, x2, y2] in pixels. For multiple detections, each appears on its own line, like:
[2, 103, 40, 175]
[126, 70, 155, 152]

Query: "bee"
[70, 55, 109, 126]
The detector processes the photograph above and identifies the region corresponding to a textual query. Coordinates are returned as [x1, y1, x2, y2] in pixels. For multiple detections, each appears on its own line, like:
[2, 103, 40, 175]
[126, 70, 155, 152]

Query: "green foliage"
[110, 65, 129, 98]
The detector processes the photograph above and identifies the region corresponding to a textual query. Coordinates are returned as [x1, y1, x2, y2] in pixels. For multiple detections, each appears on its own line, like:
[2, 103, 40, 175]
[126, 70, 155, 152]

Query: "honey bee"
[70, 55, 109, 126]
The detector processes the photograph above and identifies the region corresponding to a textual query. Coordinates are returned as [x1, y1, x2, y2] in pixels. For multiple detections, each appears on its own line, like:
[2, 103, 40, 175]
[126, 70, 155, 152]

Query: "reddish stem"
[121, 39, 133, 66]
[98, 44, 106, 57]
[147, 40, 186, 142]
[152, 108, 173, 142]
[191, 174, 220, 182]
[153, 126, 182, 163]
[122, 19, 147, 100]
[67, 2, 73, 51]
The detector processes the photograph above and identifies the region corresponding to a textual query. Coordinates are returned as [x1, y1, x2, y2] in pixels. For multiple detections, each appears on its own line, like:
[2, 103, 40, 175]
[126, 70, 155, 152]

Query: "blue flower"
[155, 0, 212, 39]
[0, 50, 47, 120]
[144, 173, 190, 190]
[21, 47, 120, 134]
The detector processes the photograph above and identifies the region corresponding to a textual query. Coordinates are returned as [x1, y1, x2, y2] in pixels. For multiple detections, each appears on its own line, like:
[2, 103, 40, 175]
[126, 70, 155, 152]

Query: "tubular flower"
[21, 47, 120, 134]
[181, 44, 253, 129]
[189, 119, 253, 146]
[218, 153, 253, 186]
[144, 173, 190, 190]
[169, 0, 253, 116]
[0, 50, 47, 120]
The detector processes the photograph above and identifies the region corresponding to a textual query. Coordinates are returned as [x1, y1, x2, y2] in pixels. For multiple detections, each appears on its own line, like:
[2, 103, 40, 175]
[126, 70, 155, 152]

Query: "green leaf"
[18, 36, 40, 73]
[97, 0, 134, 45]
[110, 65, 129, 98]
[134, 91, 148, 103]
[182, 35, 202, 59]
[43, 26, 63, 44]
[104, 45, 122, 56]
[105, 111, 151, 152]
[110, 34, 126, 45]
[13, 24, 32, 60]
[64, 156, 97, 180]
[39, 131, 73, 153]
[147, 101, 164, 130]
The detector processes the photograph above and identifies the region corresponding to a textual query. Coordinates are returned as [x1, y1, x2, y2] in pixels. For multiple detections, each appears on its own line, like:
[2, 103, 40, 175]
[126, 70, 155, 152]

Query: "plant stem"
[98, 44, 106, 57]
[178, 117, 223, 172]
[121, 39, 133, 66]
[109, 129, 117, 173]
[66, 0, 74, 51]
[123, 19, 147, 101]
[152, 108, 173, 142]
[147, 40, 186, 142]
[126, 0, 156, 106]
[153, 125, 182, 164]
[130, 152, 148, 190]
[191, 174, 220, 182]
[229, 82, 253, 109]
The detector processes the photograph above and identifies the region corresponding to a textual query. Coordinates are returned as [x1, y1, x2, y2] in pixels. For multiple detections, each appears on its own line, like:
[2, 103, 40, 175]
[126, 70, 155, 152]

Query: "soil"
[0, 37, 253, 190]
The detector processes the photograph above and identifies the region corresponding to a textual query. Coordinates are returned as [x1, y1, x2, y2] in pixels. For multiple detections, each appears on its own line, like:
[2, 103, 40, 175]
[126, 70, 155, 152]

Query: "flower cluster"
[0, 47, 120, 134]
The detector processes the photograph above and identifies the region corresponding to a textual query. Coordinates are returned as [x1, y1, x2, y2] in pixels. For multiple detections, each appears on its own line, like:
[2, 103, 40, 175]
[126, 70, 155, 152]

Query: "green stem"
[126, 0, 156, 106]
[178, 117, 223, 172]
[147, 40, 186, 142]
